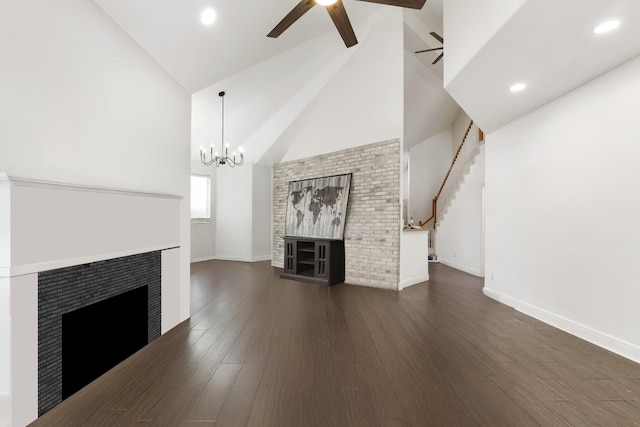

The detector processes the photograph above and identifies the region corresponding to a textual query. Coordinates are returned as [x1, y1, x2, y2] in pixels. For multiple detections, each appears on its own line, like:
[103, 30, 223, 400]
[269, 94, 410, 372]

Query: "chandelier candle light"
[200, 91, 245, 167]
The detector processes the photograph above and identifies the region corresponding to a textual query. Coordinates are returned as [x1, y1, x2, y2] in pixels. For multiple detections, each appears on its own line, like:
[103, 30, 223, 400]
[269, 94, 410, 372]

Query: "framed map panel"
[284, 173, 352, 240]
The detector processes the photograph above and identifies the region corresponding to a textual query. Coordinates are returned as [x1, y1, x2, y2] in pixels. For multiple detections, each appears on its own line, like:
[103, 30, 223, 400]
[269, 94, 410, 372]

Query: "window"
[190, 174, 211, 222]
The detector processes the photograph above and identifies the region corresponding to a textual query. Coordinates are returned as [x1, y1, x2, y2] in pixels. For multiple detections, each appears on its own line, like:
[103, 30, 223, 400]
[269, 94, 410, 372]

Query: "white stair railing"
[436, 122, 483, 224]
[420, 121, 483, 229]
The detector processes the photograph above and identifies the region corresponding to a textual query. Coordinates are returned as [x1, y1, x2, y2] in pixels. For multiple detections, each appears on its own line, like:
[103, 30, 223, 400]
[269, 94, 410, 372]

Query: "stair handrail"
[420, 120, 482, 228]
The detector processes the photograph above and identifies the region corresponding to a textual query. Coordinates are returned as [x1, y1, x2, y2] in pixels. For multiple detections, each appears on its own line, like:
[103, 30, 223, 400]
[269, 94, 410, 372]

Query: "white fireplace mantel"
[0, 173, 183, 427]
[0, 173, 182, 278]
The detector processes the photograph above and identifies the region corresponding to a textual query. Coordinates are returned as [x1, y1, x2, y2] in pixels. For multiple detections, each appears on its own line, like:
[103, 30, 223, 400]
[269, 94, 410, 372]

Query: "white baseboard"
[399, 273, 430, 290]
[190, 255, 217, 264]
[483, 287, 640, 364]
[439, 258, 484, 277]
[191, 255, 271, 264]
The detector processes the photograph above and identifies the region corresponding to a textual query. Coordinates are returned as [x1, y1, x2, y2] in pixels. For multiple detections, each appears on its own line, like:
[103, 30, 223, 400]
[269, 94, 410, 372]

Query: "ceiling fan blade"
[355, 0, 426, 10]
[415, 47, 443, 54]
[267, 0, 317, 38]
[432, 52, 444, 65]
[430, 31, 443, 43]
[326, 0, 358, 48]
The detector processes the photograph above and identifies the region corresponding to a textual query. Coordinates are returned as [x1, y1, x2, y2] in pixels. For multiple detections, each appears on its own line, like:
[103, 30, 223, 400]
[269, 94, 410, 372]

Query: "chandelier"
[200, 91, 244, 167]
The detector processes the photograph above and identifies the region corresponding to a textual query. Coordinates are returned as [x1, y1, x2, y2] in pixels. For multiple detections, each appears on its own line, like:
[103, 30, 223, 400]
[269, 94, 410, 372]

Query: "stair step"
[435, 140, 482, 226]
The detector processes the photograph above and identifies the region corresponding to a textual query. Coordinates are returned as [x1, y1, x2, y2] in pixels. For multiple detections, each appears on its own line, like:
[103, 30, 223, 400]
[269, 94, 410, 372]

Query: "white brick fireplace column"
[0, 173, 183, 427]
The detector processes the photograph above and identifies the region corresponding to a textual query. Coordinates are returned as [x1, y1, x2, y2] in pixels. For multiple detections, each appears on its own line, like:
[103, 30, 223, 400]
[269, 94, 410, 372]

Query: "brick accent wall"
[37, 251, 161, 416]
[273, 139, 401, 289]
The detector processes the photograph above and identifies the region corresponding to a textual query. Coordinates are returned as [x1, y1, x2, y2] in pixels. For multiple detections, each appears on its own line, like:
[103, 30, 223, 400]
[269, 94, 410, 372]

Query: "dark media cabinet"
[281, 237, 345, 286]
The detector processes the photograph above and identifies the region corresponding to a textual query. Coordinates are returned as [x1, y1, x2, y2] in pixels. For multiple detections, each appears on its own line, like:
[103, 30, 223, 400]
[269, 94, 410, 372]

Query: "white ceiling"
[94, 0, 443, 93]
[94, 0, 640, 139]
[445, 0, 640, 133]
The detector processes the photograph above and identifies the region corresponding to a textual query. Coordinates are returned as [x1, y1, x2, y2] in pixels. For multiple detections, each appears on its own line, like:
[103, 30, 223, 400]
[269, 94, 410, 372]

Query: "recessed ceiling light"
[593, 20, 620, 34]
[201, 8, 217, 26]
[510, 83, 527, 93]
[316, 0, 338, 5]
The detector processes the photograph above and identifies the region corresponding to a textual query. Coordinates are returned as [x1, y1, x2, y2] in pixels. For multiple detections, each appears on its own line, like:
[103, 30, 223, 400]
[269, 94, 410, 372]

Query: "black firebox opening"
[61, 286, 149, 399]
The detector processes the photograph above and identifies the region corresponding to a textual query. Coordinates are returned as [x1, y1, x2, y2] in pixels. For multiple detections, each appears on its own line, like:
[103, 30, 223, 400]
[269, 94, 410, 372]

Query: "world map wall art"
[284, 173, 352, 240]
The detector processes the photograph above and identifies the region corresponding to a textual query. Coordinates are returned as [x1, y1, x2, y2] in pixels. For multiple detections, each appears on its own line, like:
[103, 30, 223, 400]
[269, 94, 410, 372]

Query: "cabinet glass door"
[284, 240, 296, 273]
[315, 242, 328, 278]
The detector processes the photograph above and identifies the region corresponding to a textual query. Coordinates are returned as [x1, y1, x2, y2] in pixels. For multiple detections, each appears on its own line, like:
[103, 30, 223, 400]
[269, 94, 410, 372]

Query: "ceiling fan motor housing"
[268, 0, 427, 48]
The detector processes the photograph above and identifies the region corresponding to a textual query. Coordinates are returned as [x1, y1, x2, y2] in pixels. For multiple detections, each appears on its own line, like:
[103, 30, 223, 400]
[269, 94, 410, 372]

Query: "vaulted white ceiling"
[93, 0, 640, 142]
[94, 0, 444, 93]
[93, 0, 453, 162]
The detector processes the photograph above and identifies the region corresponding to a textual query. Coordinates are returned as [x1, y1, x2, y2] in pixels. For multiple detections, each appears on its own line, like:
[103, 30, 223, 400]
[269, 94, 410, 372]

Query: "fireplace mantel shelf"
[1, 245, 180, 279]
[0, 172, 183, 200]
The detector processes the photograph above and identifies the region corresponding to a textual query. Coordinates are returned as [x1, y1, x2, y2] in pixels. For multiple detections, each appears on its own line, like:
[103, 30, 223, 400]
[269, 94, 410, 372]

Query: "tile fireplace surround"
[0, 173, 183, 427]
[37, 252, 162, 416]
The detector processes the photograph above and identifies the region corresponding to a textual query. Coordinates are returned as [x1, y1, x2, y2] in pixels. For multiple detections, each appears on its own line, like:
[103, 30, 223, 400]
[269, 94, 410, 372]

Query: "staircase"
[436, 122, 483, 225]
[420, 120, 484, 229]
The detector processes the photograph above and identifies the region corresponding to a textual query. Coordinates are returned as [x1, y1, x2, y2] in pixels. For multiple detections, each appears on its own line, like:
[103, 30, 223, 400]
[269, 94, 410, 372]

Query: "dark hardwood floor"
[30, 261, 640, 426]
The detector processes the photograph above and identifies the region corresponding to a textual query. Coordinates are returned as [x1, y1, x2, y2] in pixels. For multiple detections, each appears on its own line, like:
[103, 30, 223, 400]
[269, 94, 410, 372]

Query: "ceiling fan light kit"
[268, 0, 426, 48]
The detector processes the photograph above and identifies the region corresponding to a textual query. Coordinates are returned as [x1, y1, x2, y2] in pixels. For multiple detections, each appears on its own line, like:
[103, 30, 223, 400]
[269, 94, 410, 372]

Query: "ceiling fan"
[267, 0, 427, 48]
[415, 31, 443, 64]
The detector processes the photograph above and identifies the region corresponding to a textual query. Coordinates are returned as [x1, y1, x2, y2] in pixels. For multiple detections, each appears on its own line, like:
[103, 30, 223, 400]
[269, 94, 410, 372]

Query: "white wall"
[190, 162, 217, 263]
[409, 130, 452, 223]
[215, 164, 254, 261]
[408, 109, 473, 227]
[0, 278, 8, 399]
[9, 274, 37, 427]
[400, 230, 430, 289]
[280, 9, 404, 162]
[484, 56, 640, 362]
[451, 109, 472, 153]
[0, 0, 191, 318]
[436, 145, 484, 276]
[1, 3, 191, 421]
[402, 44, 460, 152]
[190, 163, 271, 263]
[0, 178, 9, 272]
[252, 165, 272, 260]
[402, 152, 409, 226]
[214, 163, 271, 262]
[192, 9, 405, 263]
[190, 29, 356, 167]
[443, 0, 526, 86]
[189, 16, 377, 261]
